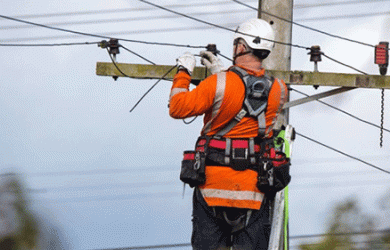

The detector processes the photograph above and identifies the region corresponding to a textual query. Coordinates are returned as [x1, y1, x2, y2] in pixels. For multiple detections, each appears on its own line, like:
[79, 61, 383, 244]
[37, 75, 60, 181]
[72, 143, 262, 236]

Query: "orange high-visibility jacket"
[169, 65, 288, 210]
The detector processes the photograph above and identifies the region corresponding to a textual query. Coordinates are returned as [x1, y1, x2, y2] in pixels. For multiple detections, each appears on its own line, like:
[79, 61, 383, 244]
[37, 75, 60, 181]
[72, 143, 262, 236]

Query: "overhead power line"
[0, 41, 100, 47]
[0, 22, 239, 43]
[232, 0, 378, 49]
[322, 53, 368, 75]
[294, 0, 390, 9]
[291, 88, 390, 134]
[0, 14, 206, 48]
[3, 0, 384, 21]
[296, 131, 390, 175]
[1, 9, 251, 31]
[91, 229, 390, 250]
[137, 0, 309, 50]
[4, 0, 252, 19]
[296, 11, 390, 22]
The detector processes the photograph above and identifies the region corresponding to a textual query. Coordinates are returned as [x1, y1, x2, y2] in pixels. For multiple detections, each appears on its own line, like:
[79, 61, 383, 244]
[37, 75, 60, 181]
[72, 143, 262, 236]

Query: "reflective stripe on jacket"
[169, 65, 288, 210]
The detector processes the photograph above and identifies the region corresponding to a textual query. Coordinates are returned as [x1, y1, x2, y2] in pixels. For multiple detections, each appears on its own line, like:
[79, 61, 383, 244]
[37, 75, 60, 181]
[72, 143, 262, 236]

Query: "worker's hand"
[176, 52, 196, 75]
[200, 51, 225, 75]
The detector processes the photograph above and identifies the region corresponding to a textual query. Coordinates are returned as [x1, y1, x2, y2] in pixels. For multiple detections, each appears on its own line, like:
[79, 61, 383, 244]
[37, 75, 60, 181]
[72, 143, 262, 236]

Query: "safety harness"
[180, 67, 291, 242]
[211, 66, 274, 138]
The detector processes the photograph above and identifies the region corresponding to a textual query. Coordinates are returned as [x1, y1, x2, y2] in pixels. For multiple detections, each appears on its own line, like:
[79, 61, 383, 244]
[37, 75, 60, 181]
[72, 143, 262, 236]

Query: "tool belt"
[180, 136, 291, 191]
[196, 136, 273, 170]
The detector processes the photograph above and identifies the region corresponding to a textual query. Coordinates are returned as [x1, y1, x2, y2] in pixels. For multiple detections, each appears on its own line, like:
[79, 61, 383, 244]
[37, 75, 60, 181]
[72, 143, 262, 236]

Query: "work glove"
[176, 52, 196, 75]
[200, 50, 225, 75]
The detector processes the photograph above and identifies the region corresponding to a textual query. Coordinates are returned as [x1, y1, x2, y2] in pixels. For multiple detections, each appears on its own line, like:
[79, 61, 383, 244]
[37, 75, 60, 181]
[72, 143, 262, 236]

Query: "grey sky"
[1, 0, 390, 249]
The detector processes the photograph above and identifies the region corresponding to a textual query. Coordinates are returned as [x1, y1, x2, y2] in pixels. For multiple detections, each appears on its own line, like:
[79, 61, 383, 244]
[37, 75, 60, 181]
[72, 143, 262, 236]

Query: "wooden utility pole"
[259, 0, 293, 249]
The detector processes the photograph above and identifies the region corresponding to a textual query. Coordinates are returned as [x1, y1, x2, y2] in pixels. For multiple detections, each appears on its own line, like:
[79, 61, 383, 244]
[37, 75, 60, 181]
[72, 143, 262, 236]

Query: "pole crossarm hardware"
[96, 62, 390, 89]
[283, 87, 355, 109]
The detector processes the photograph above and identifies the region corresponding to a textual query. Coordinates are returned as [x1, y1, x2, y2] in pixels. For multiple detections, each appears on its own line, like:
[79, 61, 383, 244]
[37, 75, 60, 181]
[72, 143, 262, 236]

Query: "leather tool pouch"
[257, 151, 291, 194]
[180, 150, 206, 188]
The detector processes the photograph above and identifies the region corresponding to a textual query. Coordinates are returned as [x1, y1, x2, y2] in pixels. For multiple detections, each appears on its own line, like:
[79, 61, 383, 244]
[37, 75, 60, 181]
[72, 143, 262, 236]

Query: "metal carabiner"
[194, 152, 201, 170]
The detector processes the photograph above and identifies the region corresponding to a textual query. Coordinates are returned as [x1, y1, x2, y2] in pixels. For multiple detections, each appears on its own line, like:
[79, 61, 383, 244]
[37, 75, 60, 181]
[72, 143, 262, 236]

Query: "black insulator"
[309, 45, 322, 62]
[206, 44, 220, 55]
[108, 39, 120, 55]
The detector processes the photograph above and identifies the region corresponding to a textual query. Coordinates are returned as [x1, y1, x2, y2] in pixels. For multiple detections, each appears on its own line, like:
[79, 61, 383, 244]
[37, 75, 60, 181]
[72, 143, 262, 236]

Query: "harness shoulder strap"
[216, 67, 274, 138]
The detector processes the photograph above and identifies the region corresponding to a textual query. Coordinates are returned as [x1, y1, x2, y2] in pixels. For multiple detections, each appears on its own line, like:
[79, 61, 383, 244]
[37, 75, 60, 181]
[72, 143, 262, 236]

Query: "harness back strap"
[215, 67, 274, 139]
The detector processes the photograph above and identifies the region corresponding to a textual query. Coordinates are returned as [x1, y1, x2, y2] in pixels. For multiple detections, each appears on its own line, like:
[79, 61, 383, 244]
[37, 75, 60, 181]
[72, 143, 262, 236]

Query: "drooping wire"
[232, 0, 379, 49]
[129, 65, 178, 112]
[105, 44, 199, 121]
[290, 88, 390, 134]
[183, 116, 198, 124]
[0, 14, 206, 49]
[137, 0, 310, 50]
[380, 89, 385, 147]
[105, 46, 178, 113]
[0, 41, 100, 46]
[296, 131, 390, 174]
[106, 48, 132, 78]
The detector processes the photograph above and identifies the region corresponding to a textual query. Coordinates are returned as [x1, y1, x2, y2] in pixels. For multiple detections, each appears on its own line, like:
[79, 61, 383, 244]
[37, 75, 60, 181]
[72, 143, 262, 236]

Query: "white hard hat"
[233, 18, 275, 53]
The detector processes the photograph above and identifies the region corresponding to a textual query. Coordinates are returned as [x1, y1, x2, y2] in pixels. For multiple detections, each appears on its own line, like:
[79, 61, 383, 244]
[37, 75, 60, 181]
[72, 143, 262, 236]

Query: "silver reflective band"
[169, 87, 188, 101]
[202, 72, 226, 134]
[201, 188, 264, 202]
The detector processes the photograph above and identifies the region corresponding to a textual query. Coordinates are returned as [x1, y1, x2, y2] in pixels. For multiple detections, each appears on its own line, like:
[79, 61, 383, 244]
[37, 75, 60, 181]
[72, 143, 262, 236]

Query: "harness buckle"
[232, 147, 248, 160]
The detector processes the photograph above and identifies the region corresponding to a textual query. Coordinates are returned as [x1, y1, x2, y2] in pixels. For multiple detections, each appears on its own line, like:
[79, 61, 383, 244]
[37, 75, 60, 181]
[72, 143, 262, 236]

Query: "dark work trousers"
[191, 188, 272, 250]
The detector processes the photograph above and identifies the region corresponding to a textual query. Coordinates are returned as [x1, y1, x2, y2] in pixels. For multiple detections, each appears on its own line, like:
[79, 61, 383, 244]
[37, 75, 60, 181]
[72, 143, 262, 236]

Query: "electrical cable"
[137, 0, 310, 50]
[290, 88, 390, 134]
[106, 48, 132, 78]
[2, 9, 251, 31]
[294, 0, 390, 9]
[183, 116, 198, 124]
[119, 44, 156, 65]
[0, 23, 238, 43]
[7, 0, 252, 20]
[0, 14, 206, 49]
[111, 45, 196, 124]
[217, 52, 233, 62]
[296, 11, 390, 22]
[322, 53, 368, 75]
[129, 65, 177, 112]
[289, 229, 390, 239]
[4, 0, 380, 20]
[232, 0, 379, 49]
[295, 131, 390, 174]
[91, 228, 390, 249]
[105, 46, 177, 113]
[0, 41, 100, 46]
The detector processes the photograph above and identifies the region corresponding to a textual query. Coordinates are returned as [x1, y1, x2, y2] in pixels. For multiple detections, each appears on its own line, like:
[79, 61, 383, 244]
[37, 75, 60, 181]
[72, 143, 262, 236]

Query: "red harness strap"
[196, 138, 261, 153]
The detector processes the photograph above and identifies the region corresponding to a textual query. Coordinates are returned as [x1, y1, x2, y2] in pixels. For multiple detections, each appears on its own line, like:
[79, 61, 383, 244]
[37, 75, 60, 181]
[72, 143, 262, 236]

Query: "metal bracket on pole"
[283, 87, 356, 109]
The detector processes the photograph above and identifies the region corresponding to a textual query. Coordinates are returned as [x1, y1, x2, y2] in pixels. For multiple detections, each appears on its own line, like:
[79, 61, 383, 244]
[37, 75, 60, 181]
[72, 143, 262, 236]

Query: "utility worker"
[169, 18, 291, 250]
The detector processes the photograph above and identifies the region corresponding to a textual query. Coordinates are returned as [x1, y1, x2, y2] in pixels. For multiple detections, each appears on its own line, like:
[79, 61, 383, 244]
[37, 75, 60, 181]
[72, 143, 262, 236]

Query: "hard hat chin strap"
[233, 40, 253, 65]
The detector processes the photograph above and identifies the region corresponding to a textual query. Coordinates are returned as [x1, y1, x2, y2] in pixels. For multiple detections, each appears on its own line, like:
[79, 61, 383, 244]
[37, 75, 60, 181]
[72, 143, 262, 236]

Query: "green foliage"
[0, 174, 39, 250]
[298, 197, 378, 250]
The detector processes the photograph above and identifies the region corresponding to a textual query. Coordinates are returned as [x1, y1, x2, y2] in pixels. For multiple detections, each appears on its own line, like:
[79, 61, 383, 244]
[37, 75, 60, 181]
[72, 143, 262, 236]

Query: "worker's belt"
[195, 136, 272, 171]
